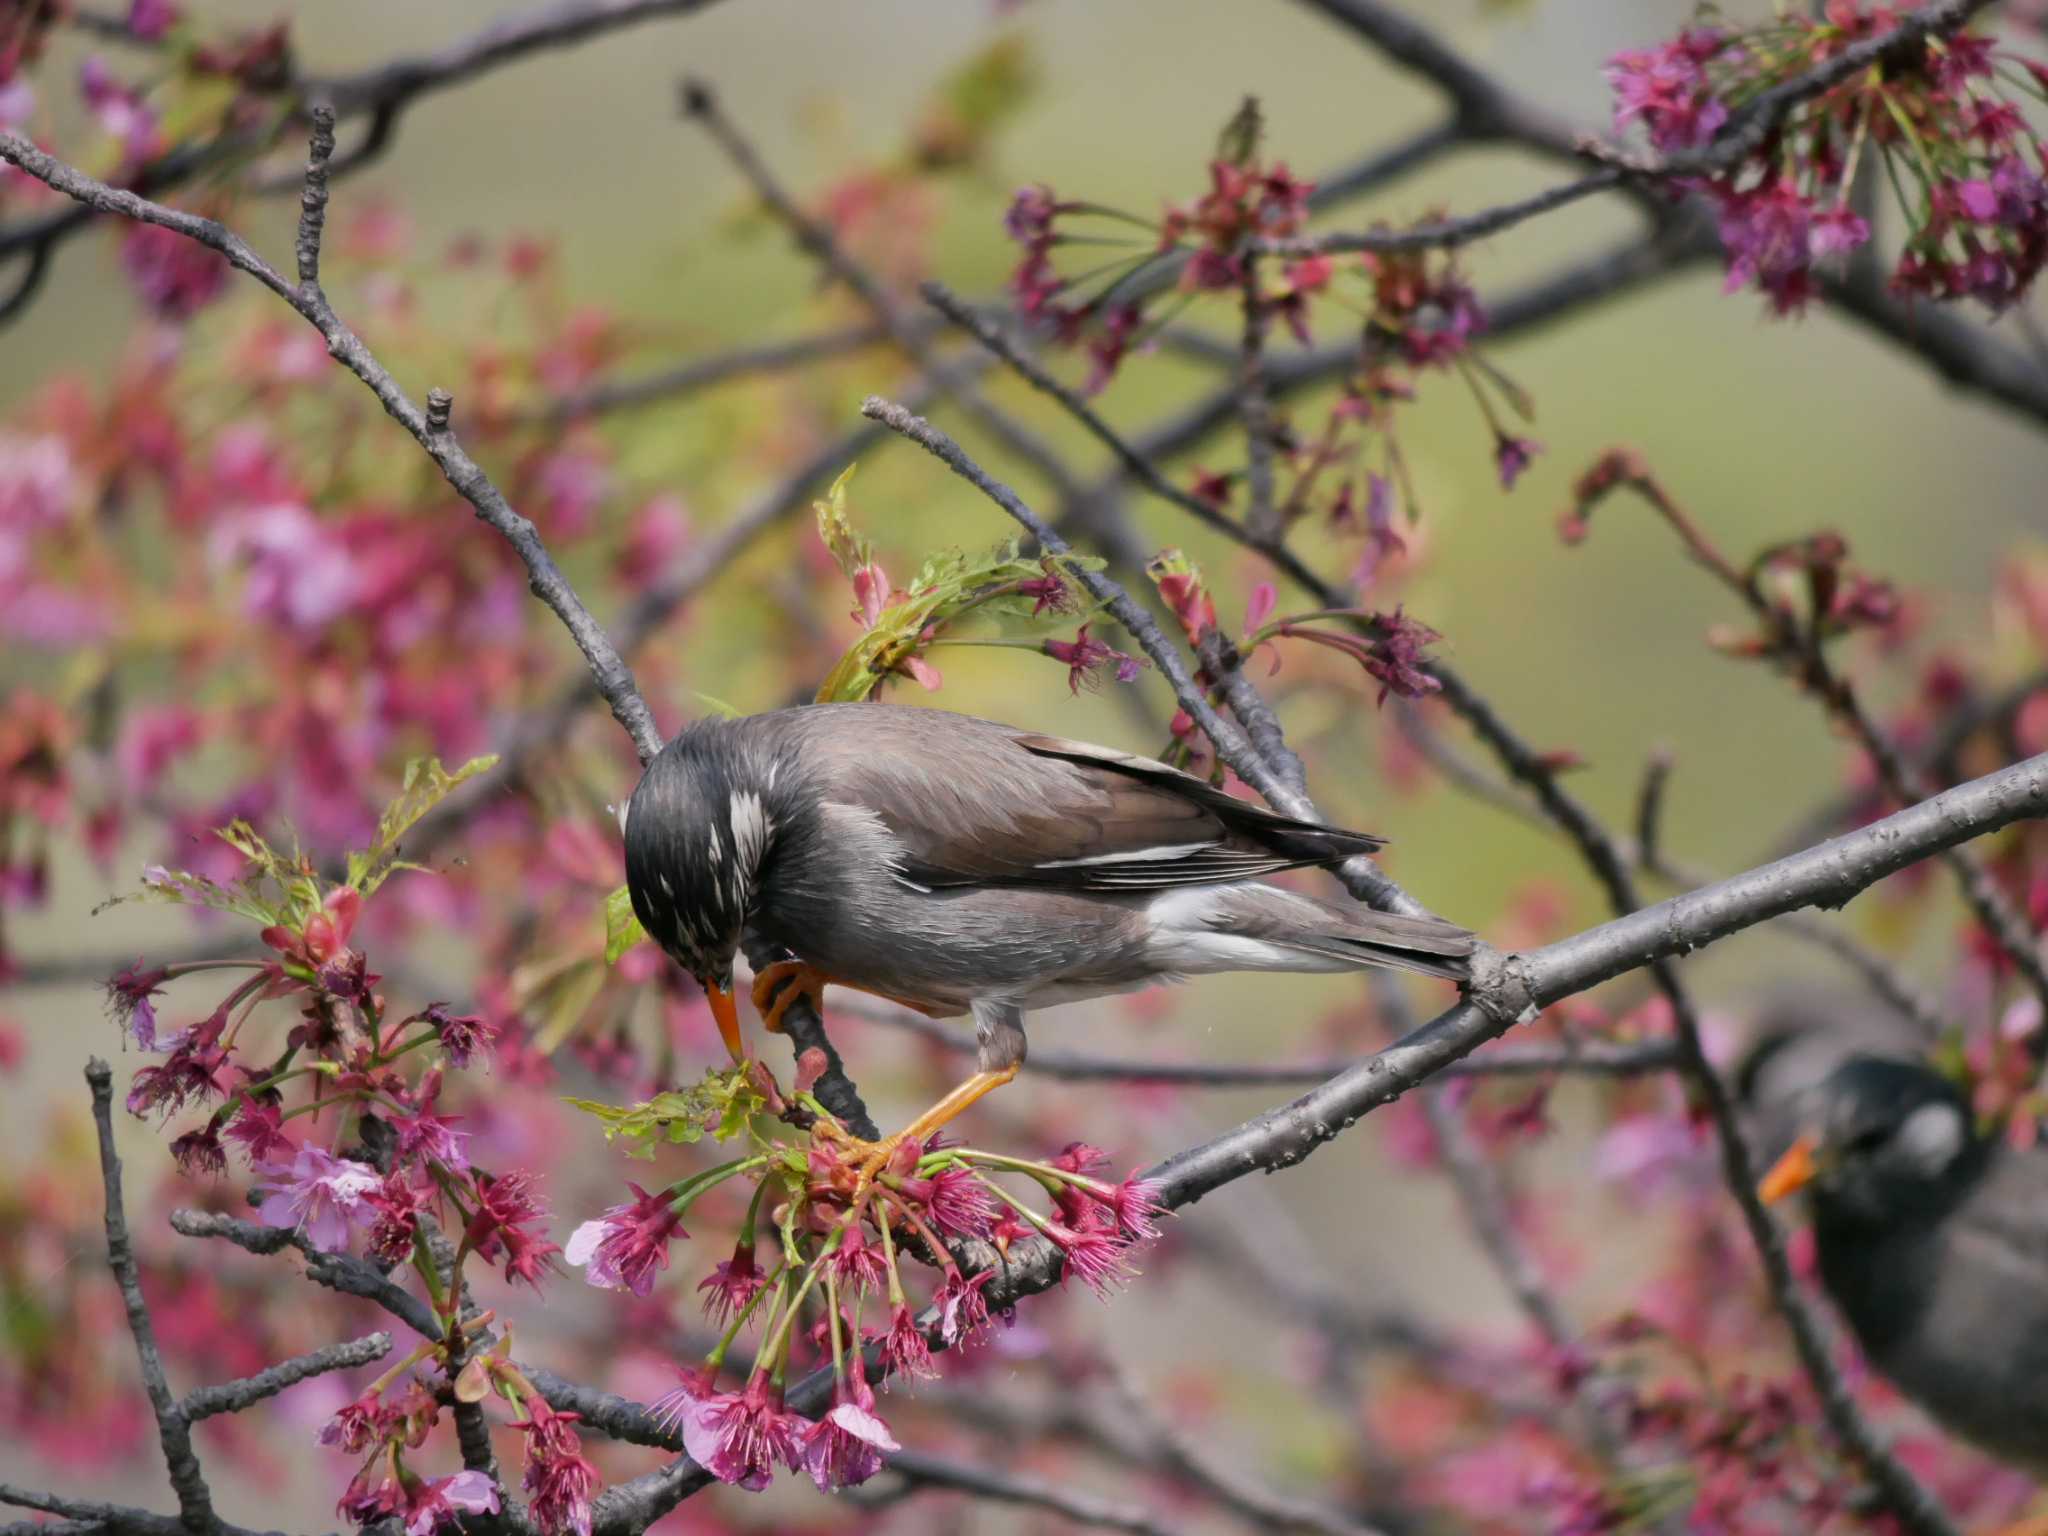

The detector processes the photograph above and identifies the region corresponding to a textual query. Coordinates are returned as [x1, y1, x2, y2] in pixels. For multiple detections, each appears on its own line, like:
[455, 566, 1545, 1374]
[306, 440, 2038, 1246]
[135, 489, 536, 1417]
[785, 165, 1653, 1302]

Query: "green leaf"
[928, 34, 1038, 151]
[563, 1065, 764, 1160]
[346, 754, 500, 896]
[563, 1088, 714, 1160]
[813, 463, 866, 579]
[703, 1067, 768, 1141]
[94, 863, 276, 924]
[686, 691, 742, 720]
[605, 884, 649, 964]
[1215, 95, 1264, 167]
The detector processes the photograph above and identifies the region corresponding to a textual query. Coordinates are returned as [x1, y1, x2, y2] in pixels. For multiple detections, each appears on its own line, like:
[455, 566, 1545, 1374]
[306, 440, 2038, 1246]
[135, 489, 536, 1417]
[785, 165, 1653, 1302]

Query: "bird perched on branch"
[1758, 1054, 2048, 1489]
[622, 703, 1472, 1169]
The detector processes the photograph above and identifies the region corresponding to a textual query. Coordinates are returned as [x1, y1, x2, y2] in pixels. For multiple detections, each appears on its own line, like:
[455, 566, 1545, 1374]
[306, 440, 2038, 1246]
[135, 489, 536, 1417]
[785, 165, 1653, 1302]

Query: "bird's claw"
[751, 960, 827, 1035]
[811, 1128, 904, 1205]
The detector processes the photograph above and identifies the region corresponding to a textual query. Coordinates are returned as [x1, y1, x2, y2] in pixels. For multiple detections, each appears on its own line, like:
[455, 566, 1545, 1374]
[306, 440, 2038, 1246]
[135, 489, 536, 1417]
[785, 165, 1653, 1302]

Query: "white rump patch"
[1143, 885, 1352, 976]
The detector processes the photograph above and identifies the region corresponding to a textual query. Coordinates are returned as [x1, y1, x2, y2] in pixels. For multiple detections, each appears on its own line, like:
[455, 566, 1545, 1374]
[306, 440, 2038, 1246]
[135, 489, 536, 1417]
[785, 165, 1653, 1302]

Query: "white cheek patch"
[1896, 1101, 1967, 1174]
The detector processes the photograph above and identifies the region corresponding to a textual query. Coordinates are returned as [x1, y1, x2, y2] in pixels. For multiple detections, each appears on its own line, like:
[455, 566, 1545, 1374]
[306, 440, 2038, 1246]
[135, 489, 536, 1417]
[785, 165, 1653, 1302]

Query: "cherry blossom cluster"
[2, 5, 304, 319]
[1141, 553, 1445, 773]
[1003, 116, 1540, 534]
[565, 1069, 1163, 1494]
[93, 775, 631, 1536]
[1608, 3, 2048, 314]
[1005, 150, 1313, 392]
[1560, 448, 1905, 669]
[0, 209, 720, 993]
[323, 1355, 600, 1536]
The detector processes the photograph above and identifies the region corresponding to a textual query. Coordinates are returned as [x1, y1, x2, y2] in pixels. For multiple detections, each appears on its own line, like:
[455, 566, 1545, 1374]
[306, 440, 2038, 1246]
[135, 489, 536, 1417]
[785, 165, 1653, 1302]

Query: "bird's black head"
[1759, 1055, 1982, 1227]
[621, 722, 784, 1045]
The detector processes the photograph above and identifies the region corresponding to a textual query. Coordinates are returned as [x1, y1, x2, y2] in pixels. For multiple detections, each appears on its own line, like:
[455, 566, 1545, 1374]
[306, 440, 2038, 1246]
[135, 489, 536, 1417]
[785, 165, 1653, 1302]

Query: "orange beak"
[703, 979, 744, 1062]
[1757, 1133, 1819, 1204]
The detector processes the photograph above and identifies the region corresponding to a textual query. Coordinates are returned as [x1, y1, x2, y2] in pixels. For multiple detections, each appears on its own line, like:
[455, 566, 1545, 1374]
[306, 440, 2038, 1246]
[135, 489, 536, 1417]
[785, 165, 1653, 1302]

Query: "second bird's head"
[1756, 1054, 1981, 1226]
[621, 723, 791, 1050]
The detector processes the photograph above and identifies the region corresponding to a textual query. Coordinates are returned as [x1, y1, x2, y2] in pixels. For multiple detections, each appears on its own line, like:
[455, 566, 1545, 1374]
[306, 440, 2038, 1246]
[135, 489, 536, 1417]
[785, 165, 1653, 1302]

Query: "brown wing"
[779, 706, 1385, 894]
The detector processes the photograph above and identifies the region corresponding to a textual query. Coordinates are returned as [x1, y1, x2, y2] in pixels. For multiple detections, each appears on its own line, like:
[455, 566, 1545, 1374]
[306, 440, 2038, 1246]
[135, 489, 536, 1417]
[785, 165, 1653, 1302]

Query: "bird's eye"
[1844, 1125, 1890, 1155]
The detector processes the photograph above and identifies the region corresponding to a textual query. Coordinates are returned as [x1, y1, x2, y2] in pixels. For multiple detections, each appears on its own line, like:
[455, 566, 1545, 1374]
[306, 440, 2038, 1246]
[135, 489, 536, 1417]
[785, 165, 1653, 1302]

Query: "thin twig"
[526, 323, 897, 424]
[85, 1060, 215, 1533]
[1104, 1358, 1385, 1536]
[681, 77, 1083, 503]
[292, 104, 336, 290]
[1196, 630, 1310, 799]
[878, 1450, 1178, 1536]
[1635, 748, 1675, 873]
[181, 1334, 392, 1422]
[1392, 700, 1948, 1037]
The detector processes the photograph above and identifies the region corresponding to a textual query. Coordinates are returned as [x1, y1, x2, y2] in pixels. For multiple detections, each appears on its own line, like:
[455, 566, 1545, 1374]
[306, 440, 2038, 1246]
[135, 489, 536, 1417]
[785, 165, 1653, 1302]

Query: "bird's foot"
[825, 1066, 1025, 1203]
[803, 1128, 906, 1206]
[751, 963, 939, 1034]
[1982, 1517, 2048, 1536]
[849, 1134, 906, 1205]
[750, 961, 830, 1034]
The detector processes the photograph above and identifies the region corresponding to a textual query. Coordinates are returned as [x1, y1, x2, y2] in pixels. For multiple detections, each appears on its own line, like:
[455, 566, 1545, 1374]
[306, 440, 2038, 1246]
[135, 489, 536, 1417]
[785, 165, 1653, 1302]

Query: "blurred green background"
[4, 0, 2042, 1524]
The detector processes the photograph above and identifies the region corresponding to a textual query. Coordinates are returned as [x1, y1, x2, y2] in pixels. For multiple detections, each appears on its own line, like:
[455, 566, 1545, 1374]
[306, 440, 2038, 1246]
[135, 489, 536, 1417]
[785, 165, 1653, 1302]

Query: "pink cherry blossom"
[253, 1145, 380, 1252]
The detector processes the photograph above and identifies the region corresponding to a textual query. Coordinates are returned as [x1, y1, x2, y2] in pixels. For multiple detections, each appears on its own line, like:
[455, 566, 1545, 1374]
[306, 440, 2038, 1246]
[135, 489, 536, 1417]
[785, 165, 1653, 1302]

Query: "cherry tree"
[2, 3, 2047, 1535]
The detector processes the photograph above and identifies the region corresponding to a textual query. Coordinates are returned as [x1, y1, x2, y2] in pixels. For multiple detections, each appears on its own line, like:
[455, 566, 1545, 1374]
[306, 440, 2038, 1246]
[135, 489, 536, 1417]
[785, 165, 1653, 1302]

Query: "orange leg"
[744, 964, 1013, 1176]
[848, 1064, 1022, 1192]
[1983, 1516, 2048, 1536]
